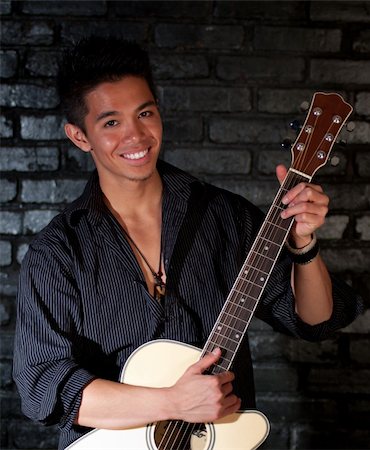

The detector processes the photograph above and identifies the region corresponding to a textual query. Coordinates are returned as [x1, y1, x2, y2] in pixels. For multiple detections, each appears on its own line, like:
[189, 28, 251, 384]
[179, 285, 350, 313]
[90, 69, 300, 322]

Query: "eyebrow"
[95, 100, 157, 123]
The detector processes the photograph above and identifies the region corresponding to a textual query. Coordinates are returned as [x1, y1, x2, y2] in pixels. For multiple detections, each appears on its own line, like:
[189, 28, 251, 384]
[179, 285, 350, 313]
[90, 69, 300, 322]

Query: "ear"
[64, 123, 91, 153]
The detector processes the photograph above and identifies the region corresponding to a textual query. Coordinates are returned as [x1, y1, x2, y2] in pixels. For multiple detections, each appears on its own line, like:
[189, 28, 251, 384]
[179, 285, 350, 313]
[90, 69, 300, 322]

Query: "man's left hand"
[276, 164, 329, 247]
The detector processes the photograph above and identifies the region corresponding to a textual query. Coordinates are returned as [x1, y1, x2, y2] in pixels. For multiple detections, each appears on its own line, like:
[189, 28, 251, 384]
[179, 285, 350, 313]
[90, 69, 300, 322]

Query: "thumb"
[192, 348, 222, 374]
[276, 164, 288, 186]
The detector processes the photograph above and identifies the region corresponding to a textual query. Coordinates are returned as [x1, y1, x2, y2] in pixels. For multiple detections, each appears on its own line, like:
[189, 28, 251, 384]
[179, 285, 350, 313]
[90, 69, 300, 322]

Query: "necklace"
[122, 229, 166, 302]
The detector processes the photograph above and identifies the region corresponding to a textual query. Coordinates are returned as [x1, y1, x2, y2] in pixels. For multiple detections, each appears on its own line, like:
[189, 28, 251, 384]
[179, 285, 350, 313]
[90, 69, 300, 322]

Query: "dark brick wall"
[1, 1, 369, 449]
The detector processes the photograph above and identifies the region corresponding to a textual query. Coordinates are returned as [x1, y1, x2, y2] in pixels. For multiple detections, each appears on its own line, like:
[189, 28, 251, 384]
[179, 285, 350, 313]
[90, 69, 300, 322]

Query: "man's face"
[77, 76, 163, 186]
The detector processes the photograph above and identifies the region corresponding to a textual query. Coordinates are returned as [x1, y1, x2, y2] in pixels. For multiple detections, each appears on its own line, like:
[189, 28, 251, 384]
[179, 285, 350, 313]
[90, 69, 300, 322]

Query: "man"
[13, 36, 362, 450]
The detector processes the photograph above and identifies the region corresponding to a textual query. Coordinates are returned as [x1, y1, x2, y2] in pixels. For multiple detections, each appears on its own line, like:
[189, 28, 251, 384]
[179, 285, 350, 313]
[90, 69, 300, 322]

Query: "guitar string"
[206, 105, 338, 368]
[163, 107, 341, 448]
[157, 173, 300, 450]
[200, 108, 319, 367]
[157, 102, 338, 450]
[158, 140, 311, 449]
[201, 100, 352, 435]
[214, 116, 316, 359]
[197, 102, 347, 428]
[207, 172, 297, 367]
[205, 107, 315, 362]
[304, 119, 338, 175]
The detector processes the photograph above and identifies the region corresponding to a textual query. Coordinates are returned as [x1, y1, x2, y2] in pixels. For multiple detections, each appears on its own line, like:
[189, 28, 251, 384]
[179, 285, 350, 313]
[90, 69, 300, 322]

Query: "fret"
[253, 238, 282, 260]
[263, 222, 291, 238]
[202, 347, 234, 370]
[246, 275, 268, 288]
[232, 285, 261, 301]
[203, 343, 234, 358]
[214, 325, 252, 344]
[240, 266, 269, 279]
[220, 310, 253, 328]
[234, 276, 265, 291]
[223, 303, 255, 321]
[216, 357, 232, 367]
[216, 315, 251, 334]
[234, 275, 267, 298]
[195, 93, 354, 381]
[265, 221, 289, 232]
[227, 292, 257, 311]
[213, 329, 242, 345]
[211, 360, 232, 374]
[262, 233, 288, 248]
[215, 320, 251, 337]
[255, 237, 282, 251]
[221, 310, 249, 325]
[250, 250, 275, 262]
[216, 323, 244, 334]
[222, 304, 255, 328]
[238, 273, 269, 286]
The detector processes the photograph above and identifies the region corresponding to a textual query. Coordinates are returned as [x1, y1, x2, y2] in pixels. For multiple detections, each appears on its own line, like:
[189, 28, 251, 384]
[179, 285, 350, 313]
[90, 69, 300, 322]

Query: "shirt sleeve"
[13, 239, 96, 432]
[236, 198, 363, 341]
[255, 248, 364, 341]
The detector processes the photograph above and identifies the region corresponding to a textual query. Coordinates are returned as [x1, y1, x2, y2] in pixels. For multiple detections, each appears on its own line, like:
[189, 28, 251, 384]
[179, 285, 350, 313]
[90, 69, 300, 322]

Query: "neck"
[99, 170, 163, 220]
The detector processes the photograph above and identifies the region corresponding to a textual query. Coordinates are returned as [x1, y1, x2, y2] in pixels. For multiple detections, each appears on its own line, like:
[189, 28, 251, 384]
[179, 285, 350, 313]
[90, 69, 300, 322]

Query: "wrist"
[160, 386, 178, 420]
[288, 233, 313, 249]
[286, 233, 320, 265]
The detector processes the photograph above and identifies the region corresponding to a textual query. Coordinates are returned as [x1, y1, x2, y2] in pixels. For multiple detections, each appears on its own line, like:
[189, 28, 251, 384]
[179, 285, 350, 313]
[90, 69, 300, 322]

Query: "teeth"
[123, 148, 149, 160]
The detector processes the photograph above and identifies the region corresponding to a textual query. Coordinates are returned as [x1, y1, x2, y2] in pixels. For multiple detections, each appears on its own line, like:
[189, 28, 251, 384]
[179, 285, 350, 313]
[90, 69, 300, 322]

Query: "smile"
[122, 148, 149, 160]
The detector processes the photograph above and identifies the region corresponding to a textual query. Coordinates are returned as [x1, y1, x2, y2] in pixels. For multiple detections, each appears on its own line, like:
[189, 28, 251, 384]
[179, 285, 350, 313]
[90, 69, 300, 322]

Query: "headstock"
[290, 92, 353, 179]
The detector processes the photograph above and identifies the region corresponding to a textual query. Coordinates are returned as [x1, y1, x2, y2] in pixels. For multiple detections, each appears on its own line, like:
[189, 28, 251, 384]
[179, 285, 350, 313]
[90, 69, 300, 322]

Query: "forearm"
[291, 253, 333, 325]
[75, 350, 240, 429]
[75, 378, 171, 429]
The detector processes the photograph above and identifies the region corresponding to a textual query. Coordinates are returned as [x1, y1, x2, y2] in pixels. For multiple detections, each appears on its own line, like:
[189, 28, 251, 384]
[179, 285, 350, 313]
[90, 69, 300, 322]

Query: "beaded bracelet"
[285, 233, 320, 265]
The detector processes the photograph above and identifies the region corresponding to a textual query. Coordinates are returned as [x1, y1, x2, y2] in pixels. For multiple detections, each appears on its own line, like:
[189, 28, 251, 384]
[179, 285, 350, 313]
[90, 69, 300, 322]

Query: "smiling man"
[13, 36, 362, 450]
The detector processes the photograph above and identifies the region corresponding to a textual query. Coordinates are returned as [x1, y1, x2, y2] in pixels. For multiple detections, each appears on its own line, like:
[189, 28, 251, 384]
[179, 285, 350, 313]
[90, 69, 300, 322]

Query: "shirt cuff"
[38, 361, 96, 430]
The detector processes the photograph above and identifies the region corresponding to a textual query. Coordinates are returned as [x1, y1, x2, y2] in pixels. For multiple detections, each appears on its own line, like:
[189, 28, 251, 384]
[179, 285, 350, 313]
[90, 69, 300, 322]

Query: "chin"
[125, 167, 157, 183]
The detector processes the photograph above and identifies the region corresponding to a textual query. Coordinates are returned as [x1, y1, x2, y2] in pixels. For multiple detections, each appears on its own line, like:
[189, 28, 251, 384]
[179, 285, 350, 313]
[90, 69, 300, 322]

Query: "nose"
[122, 118, 146, 144]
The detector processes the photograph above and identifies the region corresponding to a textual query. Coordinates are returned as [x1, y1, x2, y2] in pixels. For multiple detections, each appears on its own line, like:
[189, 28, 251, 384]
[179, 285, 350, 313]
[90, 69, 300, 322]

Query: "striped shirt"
[13, 160, 362, 449]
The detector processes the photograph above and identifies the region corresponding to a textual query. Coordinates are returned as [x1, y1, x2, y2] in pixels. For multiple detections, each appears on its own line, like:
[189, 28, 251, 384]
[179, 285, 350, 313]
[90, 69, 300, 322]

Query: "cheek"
[92, 132, 120, 152]
[151, 120, 163, 141]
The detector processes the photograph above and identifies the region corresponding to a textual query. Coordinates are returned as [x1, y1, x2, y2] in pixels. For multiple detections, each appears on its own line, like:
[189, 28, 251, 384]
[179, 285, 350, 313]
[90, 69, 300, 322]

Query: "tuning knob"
[300, 100, 310, 112]
[336, 139, 347, 150]
[330, 155, 340, 167]
[346, 121, 355, 132]
[281, 138, 292, 150]
[290, 119, 301, 131]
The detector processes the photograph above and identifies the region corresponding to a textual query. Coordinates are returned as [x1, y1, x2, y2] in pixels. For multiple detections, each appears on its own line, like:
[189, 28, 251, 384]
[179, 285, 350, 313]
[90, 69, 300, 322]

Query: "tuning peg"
[300, 101, 310, 112]
[290, 119, 301, 131]
[346, 121, 355, 132]
[281, 138, 292, 150]
[330, 155, 340, 167]
[336, 139, 347, 150]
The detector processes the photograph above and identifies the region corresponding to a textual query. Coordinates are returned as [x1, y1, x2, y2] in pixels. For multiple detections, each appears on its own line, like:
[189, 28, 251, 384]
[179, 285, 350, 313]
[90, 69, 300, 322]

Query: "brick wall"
[1, 1, 369, 449]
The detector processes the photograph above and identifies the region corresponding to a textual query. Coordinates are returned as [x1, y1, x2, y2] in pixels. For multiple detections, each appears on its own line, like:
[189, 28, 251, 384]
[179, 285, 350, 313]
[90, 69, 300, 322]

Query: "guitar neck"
[200, 92, 353, 375]
[201, 169, 311, 374]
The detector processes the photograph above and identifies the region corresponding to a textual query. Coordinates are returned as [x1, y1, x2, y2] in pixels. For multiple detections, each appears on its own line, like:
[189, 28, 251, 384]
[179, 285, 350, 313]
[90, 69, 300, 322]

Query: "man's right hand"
[166, 347, 241, 423]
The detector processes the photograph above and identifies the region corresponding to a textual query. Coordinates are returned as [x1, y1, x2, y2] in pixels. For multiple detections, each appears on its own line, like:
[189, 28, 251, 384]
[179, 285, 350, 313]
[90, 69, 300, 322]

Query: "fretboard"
[201, 169, 311, 374]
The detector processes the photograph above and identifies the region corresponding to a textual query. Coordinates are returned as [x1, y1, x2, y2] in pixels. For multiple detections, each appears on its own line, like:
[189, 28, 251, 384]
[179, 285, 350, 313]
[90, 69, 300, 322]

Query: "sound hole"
[153, 420, 207, 450]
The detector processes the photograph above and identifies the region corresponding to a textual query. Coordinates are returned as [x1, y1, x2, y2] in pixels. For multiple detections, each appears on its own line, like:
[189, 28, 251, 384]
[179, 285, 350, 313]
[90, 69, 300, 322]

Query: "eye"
[104, 119, 118, 127]
[139, 110, 153, 118]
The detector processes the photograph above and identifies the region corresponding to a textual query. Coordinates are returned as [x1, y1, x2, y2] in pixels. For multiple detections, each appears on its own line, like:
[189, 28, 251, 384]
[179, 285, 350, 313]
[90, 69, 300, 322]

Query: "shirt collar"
[65, 160, 199, 228]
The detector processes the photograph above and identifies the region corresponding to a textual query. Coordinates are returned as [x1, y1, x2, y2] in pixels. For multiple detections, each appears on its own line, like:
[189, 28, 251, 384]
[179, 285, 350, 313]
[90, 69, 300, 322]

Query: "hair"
[57, 36, 156, 132]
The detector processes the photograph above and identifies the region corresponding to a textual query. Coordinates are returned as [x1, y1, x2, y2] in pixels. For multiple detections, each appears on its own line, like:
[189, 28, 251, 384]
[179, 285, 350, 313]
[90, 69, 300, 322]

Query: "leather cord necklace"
[122, 229, 166, 302]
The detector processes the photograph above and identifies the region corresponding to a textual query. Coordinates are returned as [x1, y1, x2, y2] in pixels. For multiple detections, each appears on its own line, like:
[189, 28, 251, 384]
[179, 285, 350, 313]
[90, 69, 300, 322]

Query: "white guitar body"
[67, 340, 270, 450]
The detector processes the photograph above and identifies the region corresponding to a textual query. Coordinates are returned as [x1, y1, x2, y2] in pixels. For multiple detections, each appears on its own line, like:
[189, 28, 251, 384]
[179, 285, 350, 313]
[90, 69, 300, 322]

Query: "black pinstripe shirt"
[13, 161, 362, 449]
